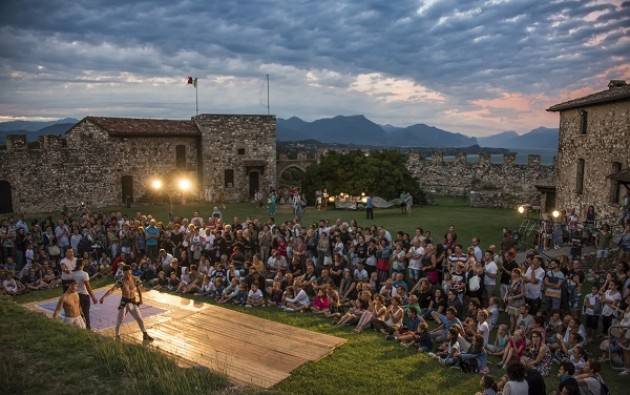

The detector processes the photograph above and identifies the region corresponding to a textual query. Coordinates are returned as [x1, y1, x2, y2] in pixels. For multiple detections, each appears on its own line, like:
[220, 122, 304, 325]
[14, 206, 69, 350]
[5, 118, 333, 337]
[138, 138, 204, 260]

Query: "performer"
[100, 265, 153, 341]
[52, 279, 86, 329]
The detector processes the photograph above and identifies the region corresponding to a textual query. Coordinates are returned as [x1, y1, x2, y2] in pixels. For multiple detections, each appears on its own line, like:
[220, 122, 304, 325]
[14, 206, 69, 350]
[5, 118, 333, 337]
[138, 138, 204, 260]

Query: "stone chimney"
[608, 80, 627, 89]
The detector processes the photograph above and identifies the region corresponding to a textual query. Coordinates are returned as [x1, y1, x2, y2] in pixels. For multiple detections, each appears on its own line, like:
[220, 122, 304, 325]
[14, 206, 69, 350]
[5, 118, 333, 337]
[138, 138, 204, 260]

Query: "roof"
[80, 116, 200, 137]
[547, 82, 630, 112]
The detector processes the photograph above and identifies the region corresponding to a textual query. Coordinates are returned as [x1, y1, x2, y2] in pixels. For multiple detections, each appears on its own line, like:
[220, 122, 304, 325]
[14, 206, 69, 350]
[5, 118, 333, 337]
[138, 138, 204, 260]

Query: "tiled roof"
[81, 116, 200, 137]
[547, 83, 630, 112]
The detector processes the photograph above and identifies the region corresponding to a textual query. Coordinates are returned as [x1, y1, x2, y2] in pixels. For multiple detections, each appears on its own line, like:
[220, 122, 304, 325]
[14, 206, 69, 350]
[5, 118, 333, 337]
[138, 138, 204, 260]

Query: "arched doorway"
[121, 175, 134, 205]
[249, 171, 260, 199]
[279, 166, 306, 188]
[0, 180, 12, 213]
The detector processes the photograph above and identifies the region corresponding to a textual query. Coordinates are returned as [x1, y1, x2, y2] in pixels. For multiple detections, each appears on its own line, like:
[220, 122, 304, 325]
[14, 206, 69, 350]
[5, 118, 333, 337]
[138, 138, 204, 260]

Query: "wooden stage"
[26, 287, 346, 388]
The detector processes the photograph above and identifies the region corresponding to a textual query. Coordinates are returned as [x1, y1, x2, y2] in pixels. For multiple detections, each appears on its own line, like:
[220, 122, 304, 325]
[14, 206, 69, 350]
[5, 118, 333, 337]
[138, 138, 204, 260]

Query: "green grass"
[110, 196, 521, 247]
[0, 297, 233, 395]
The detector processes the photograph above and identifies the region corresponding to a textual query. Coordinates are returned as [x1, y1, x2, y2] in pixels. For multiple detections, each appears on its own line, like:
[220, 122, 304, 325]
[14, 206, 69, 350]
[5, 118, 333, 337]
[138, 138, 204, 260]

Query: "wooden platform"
[26, 288, 346, 388]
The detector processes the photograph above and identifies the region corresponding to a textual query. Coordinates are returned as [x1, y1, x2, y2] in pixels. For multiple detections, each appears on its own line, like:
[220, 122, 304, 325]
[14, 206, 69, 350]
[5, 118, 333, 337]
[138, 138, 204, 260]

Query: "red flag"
[187, 76, 193, 84]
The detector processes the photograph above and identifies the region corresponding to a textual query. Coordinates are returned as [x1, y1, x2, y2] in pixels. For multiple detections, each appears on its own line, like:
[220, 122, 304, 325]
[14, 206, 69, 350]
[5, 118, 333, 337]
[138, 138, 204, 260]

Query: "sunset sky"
[0, 0, 628, 136]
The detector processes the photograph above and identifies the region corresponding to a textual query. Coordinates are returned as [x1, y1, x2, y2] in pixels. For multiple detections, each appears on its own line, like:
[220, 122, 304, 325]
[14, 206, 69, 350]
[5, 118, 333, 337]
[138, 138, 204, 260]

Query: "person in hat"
[100, 264, 153, 341]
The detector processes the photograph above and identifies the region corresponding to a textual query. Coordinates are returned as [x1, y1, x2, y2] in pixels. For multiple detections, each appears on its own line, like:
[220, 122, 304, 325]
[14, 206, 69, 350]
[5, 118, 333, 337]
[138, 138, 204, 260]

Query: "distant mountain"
[386, 123, 477, 147]
[0, 117, 78, 143]
[478, 127, 558, 149]
[477, 131, 519, 148]
[279, 115, 385, 145]
[277, 115, 478, 147]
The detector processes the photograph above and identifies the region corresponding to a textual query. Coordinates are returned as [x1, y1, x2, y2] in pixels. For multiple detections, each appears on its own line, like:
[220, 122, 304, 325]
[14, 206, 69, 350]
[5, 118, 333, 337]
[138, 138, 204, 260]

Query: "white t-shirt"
[477, 320, 490, 346]
[524, 266, 545, 299]
[602, 290, 621, 317]
[408, 246, 424, 270]
[60, 257, 77, 280]
[71, 270, 90, 295]
[288, 289, 310, 307]
[584, 293, 600, 316]
[248, 289, 263, 301]
[502, 380, 528, 395]
[484, 261, 498, 286]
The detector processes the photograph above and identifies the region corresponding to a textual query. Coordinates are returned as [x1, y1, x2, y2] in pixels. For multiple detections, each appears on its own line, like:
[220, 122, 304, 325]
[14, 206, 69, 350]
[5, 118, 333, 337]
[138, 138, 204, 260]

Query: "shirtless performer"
[52, 279, 86, 329]
[100, 265, 154, 341]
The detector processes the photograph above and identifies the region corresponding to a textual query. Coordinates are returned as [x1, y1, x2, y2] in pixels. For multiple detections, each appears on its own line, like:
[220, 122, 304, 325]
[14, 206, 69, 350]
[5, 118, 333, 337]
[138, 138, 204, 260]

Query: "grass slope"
[0, 298, 232, 395]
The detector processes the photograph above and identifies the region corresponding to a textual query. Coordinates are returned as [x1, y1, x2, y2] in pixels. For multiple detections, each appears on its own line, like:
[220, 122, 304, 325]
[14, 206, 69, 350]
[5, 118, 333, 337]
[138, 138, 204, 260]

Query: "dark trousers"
[525, 297, 541, 315]
[79, 293, 92, 329]
[366, 208, 374, 219]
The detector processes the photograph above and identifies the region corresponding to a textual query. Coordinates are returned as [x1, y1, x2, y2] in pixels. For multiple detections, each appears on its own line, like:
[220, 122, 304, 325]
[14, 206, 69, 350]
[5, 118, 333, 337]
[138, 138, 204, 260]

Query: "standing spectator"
[72, 259, 98, 330]
[365, 195, 374, 220]
[523, 256, 545, 314]
[144, 219, 159, 262]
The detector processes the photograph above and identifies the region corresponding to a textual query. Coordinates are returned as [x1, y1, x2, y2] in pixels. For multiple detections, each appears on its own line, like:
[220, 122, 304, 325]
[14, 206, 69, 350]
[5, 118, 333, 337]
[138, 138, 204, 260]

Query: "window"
[576, 158, 585, 195]
[175, 145, 186, 168]
[224, 169, 234, 188]
[579, 110, 588, 135]
[610, 162, 622, 204]
[237, 148, 245, 155]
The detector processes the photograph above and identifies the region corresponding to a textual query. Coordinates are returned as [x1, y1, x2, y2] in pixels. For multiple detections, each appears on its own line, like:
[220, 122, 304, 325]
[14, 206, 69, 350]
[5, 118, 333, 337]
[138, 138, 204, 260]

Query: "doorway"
[249, 172, 259, 199]
[121, 175, 134, 205]
[0, 180, 12, 213]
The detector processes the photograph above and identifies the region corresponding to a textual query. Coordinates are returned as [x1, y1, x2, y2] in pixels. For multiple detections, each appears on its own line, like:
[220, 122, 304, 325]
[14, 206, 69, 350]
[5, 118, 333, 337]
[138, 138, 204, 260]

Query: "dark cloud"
[0, 0, 627, 134]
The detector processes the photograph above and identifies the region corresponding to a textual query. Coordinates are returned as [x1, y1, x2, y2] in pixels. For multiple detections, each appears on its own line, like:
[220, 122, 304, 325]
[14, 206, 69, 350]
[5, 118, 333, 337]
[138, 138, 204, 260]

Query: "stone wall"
[406, 152, 554, 208]
[555, 100, 630, 223]
[194, 114, 276, 202]
[0, 114, 276, 214]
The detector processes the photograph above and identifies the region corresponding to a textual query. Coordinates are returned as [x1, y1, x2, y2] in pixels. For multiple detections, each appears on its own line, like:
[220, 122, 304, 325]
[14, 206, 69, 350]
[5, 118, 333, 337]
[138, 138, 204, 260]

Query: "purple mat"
[38, 289, 166, 331]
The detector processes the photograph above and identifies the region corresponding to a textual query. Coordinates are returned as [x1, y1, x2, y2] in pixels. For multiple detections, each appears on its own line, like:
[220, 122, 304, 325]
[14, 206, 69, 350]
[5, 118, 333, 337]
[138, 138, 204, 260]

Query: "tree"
[301, 150, 426, 205]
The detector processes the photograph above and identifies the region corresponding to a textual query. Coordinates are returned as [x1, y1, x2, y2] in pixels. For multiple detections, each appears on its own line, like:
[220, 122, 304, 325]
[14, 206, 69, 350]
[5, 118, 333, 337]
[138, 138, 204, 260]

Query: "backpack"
[598, 378, 610, 395]
[459, 357, 478, 373]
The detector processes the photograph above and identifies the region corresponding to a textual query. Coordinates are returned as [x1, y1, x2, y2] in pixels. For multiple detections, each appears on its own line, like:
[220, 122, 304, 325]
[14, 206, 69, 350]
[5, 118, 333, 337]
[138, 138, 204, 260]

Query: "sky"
[0, 0, 628, 136]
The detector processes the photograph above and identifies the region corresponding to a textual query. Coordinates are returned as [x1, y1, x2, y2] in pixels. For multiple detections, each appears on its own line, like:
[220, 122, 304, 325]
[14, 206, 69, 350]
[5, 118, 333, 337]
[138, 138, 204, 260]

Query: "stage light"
[552, 210, 560, 218]
[150, 178, 163, 190]
[361, 192, 366, 197]
[328, 196, 335, 202]
[178, 178, 192, 191]
[517, 205, 525, 214]
[361, 197, 368, 203]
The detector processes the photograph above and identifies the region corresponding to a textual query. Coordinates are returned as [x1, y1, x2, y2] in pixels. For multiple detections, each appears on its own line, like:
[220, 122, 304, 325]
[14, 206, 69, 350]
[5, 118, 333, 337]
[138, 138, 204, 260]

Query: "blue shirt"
[144, 226, 160, 247]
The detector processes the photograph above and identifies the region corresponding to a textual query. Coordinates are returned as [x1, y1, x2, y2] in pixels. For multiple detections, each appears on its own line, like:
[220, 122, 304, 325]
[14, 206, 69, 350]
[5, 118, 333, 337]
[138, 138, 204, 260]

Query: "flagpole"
[195, 81, 199, 116]
[266, 74, 270, 115]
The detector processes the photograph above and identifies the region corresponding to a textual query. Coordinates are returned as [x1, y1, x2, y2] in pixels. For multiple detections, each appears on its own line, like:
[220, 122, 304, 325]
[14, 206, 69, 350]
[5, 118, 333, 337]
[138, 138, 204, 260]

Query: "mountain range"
[0, 115, 559, 150]
[278, 115, 558, 149]
[0, 118, 78, 144]
[477, 127, 559, 149]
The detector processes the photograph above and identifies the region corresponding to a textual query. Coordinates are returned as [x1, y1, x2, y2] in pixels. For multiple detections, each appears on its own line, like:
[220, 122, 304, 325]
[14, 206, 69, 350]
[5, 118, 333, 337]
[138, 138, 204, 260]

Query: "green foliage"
[301, 150, 426, 205]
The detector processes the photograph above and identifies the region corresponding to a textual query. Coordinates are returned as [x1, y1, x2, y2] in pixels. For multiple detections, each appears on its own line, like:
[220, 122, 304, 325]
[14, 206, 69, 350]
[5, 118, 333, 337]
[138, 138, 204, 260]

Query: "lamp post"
[150, 177, 192, 220]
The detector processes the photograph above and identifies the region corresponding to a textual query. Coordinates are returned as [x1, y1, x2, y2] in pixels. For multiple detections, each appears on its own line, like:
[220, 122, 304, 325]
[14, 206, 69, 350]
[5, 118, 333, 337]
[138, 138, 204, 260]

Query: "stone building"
[0, 114, 276, 214]
[547, 80, 630, 222]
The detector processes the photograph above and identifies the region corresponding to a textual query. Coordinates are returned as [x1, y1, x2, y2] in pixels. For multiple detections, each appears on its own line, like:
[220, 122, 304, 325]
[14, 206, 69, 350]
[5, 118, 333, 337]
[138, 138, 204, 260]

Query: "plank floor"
[26, 287, 346, 388]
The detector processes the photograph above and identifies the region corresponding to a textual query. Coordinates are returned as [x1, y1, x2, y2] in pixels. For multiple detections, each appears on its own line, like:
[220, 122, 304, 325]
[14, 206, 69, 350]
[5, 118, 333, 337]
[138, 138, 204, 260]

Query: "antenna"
[266, 74, 270, 115]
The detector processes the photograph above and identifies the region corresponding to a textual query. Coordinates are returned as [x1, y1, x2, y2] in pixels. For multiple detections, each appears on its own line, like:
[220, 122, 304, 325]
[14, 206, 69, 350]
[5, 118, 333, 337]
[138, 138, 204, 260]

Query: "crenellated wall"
[405, 151, 555, 208]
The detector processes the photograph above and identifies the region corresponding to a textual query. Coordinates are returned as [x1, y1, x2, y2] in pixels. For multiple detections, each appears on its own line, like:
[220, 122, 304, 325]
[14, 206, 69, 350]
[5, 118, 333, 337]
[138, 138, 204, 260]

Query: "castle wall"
[405, 152, 555, 208]
[194, 114, 276, 202]
[555, 100, 630, 222]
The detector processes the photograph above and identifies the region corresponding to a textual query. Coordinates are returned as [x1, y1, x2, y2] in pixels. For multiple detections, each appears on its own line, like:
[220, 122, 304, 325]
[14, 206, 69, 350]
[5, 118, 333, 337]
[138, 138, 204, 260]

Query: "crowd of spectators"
[2, 204, 630, 395]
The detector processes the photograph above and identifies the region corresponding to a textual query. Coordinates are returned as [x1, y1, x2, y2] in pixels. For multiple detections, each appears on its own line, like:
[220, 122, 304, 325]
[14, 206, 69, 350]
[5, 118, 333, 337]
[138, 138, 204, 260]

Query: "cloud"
[0, 0, 628, 135]
[350, 73, 446, 103]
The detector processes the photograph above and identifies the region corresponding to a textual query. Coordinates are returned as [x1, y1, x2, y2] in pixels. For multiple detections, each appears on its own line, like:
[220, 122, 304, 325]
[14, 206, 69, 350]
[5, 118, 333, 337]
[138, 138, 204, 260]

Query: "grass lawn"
[112, 196, 521, 247]
[6, 198, 626, 394]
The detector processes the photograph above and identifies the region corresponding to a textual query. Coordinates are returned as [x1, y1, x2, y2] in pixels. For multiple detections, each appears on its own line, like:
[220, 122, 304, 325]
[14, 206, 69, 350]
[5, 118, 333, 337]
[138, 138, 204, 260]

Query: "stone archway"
[278, 165, 306, 187]
[0, 180, 12, 213]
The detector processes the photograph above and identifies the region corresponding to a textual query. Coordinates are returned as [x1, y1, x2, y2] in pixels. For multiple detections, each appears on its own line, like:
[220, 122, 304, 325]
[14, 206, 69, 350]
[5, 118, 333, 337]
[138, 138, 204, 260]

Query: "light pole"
[150, 177, 192, 220]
